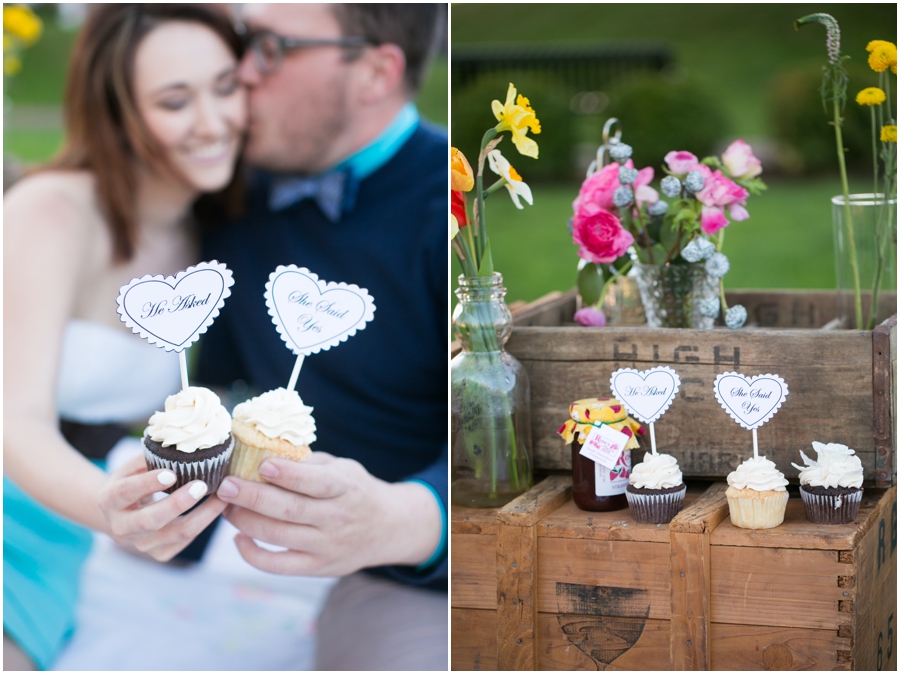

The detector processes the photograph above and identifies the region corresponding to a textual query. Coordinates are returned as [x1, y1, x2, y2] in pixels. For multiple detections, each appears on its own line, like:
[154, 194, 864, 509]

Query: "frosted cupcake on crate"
[626, 452, 686, 523]
[791, 442, 864, 524]
[725, 456, 789, 529]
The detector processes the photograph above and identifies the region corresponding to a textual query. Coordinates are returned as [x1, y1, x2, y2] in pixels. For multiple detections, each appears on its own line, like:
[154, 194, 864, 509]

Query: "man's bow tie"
[268, 168, 357, 222]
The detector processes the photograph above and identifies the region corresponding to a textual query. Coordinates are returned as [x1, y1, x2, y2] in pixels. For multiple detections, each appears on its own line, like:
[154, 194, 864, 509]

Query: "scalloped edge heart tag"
[116, 260, 233, 353]
[714, 372, 788, 430]
[265, 265, 376, 356]
[609, 366, 681, 424]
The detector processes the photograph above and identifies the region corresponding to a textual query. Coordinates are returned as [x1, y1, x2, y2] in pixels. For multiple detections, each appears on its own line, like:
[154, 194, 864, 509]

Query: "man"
[196, 4, 447, 670]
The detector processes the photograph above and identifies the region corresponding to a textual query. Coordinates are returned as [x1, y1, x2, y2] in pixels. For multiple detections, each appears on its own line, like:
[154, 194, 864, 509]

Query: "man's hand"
[216, 452, 442, 576]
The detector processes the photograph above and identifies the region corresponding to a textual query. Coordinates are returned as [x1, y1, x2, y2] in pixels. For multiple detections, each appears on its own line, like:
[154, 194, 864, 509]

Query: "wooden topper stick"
[649, 422, 657, 455]
[287, 354, 305, 392]
[752, 428, 759, 459]
[179, 351, 189, 391]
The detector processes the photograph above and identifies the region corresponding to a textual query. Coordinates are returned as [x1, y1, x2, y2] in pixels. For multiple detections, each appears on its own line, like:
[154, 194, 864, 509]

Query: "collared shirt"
[335, 102, 420, 181]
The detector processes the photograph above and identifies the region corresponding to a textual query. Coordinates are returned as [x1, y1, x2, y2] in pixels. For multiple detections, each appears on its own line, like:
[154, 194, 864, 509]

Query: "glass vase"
[832, 193, 897, 330]
[451, 273, 533, 508]
[633, 262, 720, 329]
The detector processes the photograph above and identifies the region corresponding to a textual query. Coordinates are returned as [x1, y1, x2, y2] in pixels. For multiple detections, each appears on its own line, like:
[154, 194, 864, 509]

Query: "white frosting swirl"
[232, 388, 317, 446]
[146, 387, 231, 453]
[629, 452, 683, 489]
[791, 441, 863, 489]
[727, 456, 788, 491]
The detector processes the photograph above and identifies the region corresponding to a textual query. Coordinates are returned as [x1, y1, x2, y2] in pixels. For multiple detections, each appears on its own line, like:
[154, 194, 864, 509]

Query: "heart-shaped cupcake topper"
[714, 372, 788, 458]
[265, 265, 376, 390]
[117, 261, 233, 390]
[610, 366, 680, 454]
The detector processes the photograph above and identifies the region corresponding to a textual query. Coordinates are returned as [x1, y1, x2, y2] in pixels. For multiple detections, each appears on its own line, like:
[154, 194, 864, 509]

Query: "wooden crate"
[503, 289, 897, 488]
[451, 476, 897, 671]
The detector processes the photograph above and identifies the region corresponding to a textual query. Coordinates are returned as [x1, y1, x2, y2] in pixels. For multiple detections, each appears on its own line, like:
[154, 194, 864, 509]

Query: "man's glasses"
[244, 29, 375, 75]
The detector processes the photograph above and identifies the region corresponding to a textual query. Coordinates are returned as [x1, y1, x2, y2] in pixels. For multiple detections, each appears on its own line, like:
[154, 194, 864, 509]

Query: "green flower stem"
[872, 107, 880, 203]
[484, 179, 506, 197]
[634, 205, 654, 264]
[474, 129, 498, 267]
[597, 260, 633, 307]
[717, 229, 729, 315]
[833, 95, 863, 329]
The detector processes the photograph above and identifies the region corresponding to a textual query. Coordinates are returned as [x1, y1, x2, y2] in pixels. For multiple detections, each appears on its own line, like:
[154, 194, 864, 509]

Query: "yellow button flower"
[882, 125, 897, 143]
[4, 54, 21, 75]
[451, 147, 474, 193]
[3, 5, 43, 46]
[856, 87, 887, 106]
[487, 149, 533, 209]
[867, 40, 897, 74]
[491, 83, 541, 159]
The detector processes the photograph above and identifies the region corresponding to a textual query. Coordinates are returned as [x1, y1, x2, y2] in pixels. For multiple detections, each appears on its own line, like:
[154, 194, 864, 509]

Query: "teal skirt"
[3, 475, 96, 670]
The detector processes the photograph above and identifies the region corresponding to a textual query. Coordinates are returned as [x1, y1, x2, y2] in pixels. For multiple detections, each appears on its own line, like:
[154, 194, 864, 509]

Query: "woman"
[3, 5, 247, 669]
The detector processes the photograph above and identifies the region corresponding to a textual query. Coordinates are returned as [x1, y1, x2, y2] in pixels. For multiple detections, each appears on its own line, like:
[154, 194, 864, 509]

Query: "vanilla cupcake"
[143, 387, 234, 494]
[228, 388, 315, 482]
[725, 456, 789, 529]
[791, 442, 864, 524]
[625, 452, 686, 523]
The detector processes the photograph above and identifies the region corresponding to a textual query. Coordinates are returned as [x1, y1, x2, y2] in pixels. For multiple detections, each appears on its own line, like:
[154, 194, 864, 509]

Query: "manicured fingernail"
[157, 471, 176, 487]
[258, 461, 279, 479]
[189, 482, 208, 500]
[217, 478, 238, 499]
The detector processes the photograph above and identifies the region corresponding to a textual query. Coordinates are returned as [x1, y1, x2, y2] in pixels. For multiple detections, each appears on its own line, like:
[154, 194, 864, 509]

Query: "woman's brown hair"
[48, 4, 244, 263]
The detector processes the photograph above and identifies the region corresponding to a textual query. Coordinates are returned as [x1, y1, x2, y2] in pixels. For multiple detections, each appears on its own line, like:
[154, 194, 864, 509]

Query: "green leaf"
[577, 262, 603, 306]
[477, 238, 494, 277]
[659, 217, 680, 252]
[612, 256, 631, 272]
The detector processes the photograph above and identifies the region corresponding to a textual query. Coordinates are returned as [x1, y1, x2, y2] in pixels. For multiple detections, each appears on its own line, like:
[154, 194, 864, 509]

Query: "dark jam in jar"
[570, 434, 629, 511]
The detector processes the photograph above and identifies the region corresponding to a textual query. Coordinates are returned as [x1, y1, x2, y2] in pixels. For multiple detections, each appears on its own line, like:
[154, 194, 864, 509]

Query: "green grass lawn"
[452, 177, 873, 307]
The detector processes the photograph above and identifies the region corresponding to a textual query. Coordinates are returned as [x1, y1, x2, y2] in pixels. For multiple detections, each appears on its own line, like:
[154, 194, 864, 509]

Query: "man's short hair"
[331, 4, 441, 94]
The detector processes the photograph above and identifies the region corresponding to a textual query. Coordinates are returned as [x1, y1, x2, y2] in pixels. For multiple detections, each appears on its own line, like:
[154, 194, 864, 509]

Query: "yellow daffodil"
[856, 87, 887, 106]
[451, 147, 474, 193]
[491, 83, 541, 159]
[3, 5, 42, 46]
[487, 149, 533, 210]
[867, 40, 897, 74]
[881, 125, 897, 143]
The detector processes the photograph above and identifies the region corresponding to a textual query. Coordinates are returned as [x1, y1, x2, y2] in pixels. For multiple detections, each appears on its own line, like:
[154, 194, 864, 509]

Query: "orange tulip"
[451, 147, 474, 192]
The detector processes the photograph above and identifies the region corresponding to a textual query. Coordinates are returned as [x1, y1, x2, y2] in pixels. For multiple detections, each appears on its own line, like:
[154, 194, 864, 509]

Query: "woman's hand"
[96, 454, 227, 561]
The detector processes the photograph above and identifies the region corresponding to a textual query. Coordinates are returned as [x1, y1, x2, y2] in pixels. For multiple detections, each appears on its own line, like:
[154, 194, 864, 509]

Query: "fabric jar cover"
[557, 397, 645, 447]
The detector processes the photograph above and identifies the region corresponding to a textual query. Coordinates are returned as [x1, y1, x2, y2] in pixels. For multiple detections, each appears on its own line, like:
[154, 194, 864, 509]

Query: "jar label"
[580, 424, 629, 469]
[594, 450, 631, 496]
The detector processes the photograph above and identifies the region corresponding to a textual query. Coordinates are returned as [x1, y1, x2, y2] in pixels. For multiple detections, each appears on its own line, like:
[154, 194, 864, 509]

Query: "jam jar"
[558, 398, 644, 512]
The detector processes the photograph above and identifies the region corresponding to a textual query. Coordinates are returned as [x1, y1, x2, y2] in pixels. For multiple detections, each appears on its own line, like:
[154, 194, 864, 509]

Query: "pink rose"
[574, 307, 607, 327]
[721, 140, 762, 179]
[574, 160, 658, 214]
[696, 169, 750, 234]
[664, 151, 700, 175]
[700, 207, 729, 235]
[572, 203, 634, 264]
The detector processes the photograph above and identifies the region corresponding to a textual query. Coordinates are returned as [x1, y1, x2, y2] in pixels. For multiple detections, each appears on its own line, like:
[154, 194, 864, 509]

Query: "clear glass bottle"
[451, 273, 533, 508]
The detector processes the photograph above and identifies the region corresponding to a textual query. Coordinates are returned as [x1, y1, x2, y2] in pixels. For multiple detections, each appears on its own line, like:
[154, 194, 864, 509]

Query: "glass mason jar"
[633, 261, 719, 329]
[451, 273, 533, 508]
[832, 193, 897, 330]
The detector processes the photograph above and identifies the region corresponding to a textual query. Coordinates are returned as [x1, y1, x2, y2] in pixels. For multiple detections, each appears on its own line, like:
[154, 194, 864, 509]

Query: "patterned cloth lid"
[557, 397, 644, 449]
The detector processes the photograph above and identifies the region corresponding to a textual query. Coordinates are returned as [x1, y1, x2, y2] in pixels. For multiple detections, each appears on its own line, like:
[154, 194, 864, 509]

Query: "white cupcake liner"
[625, 484, 687, 523]
[726, 489, 789, 529]
[799, 486, 863, 524]
[143, 436, 234, 494]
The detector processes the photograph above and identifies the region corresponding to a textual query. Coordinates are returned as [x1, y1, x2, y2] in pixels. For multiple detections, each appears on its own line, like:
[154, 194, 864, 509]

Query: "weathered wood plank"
[669, 482, 729, 534]
[710, 546, 845, 630]
[873, 315, 897, 488]
[537, 614, 671, 670]
[852, 486, 897, 670]
[711, 489, 887, 550]
[512, 289, 577, 327]
[670, 530, 711, 670]
[537, 538, 671, 620]
[451, 607, 497, 671]
[708, 623, 851, 670]
[497, 525, 537, 670]
[452, 533, 496, 609]
[724, 289, 896, 329]
[452, 504, 499, 536]
[497, 475, 571, 527]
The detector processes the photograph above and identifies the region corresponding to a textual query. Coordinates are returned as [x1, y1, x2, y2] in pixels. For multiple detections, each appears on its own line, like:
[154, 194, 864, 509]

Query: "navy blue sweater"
[197, 123, 448, 589]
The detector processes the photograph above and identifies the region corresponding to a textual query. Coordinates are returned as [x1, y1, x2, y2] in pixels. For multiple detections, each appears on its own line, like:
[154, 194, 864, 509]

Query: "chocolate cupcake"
[791, 442, 864, 524]
[143, 387, 234, 493]
[625, 452, 686, 523]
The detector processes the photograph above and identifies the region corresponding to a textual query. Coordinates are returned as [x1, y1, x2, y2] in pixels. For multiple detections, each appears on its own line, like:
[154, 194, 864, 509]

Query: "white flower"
[451, 214, 459, 239]
[698, 298, 720, 318]
[725, 304, 747, 329]
[488, 150, 533, 209]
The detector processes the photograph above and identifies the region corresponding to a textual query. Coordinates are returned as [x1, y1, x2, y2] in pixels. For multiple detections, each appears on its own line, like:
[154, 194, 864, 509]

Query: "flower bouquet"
[450, 83, 540, 507]
[795, 14, 896, 330]
[571, 120, 766, 329]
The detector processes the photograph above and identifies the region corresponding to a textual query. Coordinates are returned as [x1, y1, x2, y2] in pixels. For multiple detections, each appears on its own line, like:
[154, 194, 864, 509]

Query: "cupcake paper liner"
[625, 484, 687, 524]
[143, 436, 234, 494]
[228, 434, 309, 482]
[726, 488, 789, 529]
[799, 487, 863, 524]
